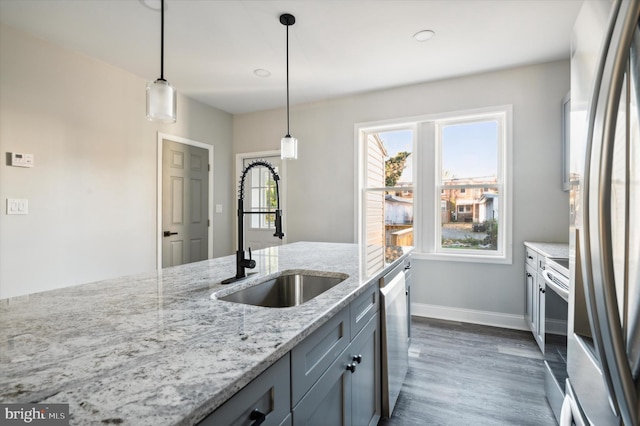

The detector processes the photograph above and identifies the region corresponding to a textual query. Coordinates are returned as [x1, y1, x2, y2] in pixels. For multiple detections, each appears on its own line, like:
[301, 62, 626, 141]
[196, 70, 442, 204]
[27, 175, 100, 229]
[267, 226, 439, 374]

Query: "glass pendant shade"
[281, 135, 298, 159]
[146, 78, 176, 123]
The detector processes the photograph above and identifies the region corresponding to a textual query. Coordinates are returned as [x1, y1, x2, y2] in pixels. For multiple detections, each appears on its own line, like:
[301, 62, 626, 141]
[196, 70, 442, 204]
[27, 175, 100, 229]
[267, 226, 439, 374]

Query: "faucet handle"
[273, 210, 285, 239]
[245, 248, 256, 269]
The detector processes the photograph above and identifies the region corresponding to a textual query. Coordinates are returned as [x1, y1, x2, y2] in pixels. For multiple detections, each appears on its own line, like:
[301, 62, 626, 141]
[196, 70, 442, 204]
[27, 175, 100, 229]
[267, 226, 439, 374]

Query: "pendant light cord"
[160, 0, 165, 81]
[285, 22, 290, 137]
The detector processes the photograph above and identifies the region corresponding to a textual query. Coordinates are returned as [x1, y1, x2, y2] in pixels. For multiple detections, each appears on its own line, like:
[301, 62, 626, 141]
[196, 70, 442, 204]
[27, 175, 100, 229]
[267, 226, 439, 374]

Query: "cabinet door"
[199, 354, 290, 426]
[350, 313, 380, 426]
[291, 308, 350, 405]
[536, 278, 546, 352]
[525, 263, 537, 334]
[292, 352, 352, 426]
[350, 282, 379, 339]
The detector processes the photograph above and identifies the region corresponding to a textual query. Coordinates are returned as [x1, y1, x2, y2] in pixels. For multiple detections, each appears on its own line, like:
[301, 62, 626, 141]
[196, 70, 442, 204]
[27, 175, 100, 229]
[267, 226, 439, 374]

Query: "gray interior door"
[162, 139, 209, 267]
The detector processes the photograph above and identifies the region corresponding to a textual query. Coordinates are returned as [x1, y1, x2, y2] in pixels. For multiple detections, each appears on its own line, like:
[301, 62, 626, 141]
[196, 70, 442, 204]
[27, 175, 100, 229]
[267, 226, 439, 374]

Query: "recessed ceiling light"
[254, 69, 271, 77]
[413, 30, 435, 42]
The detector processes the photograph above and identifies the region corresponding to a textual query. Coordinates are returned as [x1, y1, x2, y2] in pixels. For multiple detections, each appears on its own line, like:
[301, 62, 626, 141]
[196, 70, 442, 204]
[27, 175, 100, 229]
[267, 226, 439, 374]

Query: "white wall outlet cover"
[6, 198, 28, 215]
[215, 204, 223, 213]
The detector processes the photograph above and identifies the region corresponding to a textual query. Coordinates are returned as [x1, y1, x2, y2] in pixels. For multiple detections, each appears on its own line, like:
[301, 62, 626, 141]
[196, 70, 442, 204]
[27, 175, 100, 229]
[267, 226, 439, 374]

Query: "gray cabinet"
[291, 308, 350, 406]
[348, 313, 380, 426]
[291, 283, 380, 426]
[535, 257, 546, 352]
[525, 262, 537, 335]
[524, 245, 545, 352]
[404, 259, 412, 345]
[199, 353, 291, 426]
[200, 272, 388, 426]
[292, 338, 352, 425]
[292, 313, 379, 426]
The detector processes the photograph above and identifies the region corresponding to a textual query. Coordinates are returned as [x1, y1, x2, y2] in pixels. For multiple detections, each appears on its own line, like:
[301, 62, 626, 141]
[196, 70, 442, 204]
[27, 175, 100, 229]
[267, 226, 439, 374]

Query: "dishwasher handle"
[380, 271, 406, 306]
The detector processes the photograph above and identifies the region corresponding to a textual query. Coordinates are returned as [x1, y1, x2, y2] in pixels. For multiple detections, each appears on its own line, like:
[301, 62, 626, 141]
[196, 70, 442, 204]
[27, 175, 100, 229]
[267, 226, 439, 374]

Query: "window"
[243, 159, 278, 230]
[361, 129, 414, 275]
[358, 106, 512, 265]
[436, 115, 506, 257]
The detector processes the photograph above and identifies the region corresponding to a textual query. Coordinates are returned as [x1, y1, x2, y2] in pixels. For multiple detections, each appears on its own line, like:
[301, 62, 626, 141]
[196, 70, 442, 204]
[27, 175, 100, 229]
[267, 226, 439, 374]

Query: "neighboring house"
[385, 194, 413, 246]
[475, 192, 499, 223]
[385, 194, 413, 225]
[441, 176, 498, 223]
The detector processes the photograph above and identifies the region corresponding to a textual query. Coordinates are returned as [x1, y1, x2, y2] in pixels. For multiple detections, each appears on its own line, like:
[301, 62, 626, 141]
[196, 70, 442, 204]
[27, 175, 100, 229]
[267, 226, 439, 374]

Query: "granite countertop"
[0, 242, 412, 425]
[524, 241, 569, 259]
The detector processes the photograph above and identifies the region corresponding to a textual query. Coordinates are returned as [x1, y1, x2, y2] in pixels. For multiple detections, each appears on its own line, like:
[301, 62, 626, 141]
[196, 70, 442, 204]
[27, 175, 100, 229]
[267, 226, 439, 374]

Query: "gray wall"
[0, 24, 234, 299]
[234, 61, 570, 326]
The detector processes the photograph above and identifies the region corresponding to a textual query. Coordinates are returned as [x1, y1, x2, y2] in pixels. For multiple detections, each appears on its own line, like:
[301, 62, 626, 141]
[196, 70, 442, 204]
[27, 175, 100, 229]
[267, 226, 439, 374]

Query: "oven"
[542, 257, 569, 422]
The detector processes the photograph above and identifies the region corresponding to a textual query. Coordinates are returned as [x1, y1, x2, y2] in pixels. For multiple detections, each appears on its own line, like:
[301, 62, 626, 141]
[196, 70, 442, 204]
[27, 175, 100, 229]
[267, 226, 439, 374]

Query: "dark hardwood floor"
[379, 317, 557, 426]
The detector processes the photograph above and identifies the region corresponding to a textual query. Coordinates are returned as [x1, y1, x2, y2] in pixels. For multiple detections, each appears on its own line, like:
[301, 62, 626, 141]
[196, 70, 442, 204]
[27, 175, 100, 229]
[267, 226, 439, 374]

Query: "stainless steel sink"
[214, 271, 348, 308]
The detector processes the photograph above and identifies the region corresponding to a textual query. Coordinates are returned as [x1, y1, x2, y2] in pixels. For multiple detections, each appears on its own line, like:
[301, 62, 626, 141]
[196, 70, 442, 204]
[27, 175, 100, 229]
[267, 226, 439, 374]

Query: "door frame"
[234, 150, 288, 249]
[157, 132, 214, 269]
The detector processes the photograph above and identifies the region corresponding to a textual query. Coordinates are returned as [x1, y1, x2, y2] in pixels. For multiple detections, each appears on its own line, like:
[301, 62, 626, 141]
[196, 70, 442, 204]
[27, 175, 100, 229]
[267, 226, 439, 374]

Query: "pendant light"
[146, 0, 176, 123]
[280, 13, 297, 159]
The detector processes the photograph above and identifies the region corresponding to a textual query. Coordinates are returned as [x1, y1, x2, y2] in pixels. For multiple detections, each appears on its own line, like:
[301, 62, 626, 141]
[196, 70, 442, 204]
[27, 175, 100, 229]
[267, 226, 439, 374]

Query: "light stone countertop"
[0, 242, 412, 425]
[524, 241, 569, 259]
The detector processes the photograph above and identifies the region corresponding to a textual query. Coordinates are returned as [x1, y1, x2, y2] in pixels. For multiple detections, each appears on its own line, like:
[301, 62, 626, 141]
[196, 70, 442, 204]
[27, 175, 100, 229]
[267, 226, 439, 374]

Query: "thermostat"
[10, 152, 34, 168]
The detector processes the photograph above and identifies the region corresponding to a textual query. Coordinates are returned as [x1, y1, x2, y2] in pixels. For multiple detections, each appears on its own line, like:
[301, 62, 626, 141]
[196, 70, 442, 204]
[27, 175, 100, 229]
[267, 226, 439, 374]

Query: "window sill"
[411, 250, 513, 265]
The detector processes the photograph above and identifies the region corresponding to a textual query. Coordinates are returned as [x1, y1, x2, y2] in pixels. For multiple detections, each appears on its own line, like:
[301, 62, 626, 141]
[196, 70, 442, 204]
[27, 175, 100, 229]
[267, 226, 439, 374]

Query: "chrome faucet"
[222, 160, 284, 284]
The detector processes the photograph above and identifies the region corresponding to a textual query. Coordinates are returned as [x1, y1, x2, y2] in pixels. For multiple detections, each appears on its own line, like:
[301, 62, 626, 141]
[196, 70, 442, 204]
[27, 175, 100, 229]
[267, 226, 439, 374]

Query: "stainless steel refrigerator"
[565, 0, 639, 425]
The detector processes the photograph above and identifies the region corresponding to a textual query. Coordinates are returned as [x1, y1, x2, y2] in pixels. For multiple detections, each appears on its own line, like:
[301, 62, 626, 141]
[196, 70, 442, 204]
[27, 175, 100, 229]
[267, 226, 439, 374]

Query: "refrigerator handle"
[583, 1, 640, 425]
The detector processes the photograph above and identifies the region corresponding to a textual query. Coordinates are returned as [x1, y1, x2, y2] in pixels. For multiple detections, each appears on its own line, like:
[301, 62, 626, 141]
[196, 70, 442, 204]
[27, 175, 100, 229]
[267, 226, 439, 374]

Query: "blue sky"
[378, 121, 498, 180]
[379, 129, 412, 158]
[442, 121, 497, 179]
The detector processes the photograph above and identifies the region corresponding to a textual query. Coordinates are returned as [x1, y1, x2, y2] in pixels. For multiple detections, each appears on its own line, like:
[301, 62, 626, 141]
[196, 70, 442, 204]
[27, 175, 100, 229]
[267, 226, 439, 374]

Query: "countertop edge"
[524, 241, 569, 259]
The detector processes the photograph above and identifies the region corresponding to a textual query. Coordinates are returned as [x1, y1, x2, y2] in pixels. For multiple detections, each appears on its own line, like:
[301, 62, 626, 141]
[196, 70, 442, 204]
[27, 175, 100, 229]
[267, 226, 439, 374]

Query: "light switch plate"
[215, 204, 223, 213]
[6, 198, 28, 215]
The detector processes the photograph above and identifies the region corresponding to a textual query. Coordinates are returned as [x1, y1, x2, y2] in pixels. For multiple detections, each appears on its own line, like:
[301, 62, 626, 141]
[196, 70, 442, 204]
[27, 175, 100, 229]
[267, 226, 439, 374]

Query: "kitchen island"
[0, 242, 411, 425]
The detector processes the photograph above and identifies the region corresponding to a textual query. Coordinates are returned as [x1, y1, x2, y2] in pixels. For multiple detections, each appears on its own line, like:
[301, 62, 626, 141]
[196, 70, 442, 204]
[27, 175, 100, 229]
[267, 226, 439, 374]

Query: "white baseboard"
[411, 302, 528, 331]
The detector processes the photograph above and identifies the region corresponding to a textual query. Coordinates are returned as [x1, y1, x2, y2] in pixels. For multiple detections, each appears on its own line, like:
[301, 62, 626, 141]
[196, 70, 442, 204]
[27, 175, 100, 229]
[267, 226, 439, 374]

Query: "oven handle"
[543, 270, 569, 301]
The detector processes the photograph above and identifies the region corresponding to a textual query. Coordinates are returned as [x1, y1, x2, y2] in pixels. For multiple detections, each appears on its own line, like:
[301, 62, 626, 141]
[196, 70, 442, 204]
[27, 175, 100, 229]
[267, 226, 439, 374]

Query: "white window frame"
[355, 105, 513, 265]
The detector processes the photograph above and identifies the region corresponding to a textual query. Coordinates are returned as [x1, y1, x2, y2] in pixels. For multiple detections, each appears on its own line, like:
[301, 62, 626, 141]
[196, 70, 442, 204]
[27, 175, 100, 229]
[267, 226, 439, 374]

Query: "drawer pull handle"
[353, 354, 363, 364]
[346, 363, 357, 373]
[527, 255, 534, 260]
[526, 273, 532, 278]
[249, 409, 266, 426]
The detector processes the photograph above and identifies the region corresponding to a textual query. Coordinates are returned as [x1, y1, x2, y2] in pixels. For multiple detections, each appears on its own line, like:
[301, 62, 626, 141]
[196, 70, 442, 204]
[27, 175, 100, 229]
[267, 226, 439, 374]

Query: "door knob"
[163, 231, 178, 237]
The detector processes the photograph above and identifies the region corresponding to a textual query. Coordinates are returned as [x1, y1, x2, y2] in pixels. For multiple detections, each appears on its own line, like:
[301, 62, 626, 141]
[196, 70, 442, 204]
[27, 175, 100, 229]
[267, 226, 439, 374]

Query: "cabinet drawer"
[291, 308, 350, 406]
[350, 282, 379, 339]
[525, 247, 538, 268]
[199, 353, 290, 426]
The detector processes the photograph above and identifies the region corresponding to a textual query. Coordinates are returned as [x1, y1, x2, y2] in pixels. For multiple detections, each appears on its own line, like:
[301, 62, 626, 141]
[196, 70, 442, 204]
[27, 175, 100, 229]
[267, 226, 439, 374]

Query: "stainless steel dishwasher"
[380, 260, 410, 418]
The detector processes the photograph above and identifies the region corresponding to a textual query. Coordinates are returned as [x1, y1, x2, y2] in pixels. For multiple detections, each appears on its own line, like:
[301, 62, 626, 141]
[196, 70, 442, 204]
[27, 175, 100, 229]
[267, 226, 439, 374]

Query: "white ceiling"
[0, 0, 583, 114]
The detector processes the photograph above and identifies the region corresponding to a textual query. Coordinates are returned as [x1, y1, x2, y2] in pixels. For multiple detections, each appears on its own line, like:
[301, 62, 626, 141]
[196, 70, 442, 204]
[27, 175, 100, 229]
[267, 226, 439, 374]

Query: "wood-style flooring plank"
[378, 317, 556, 426]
